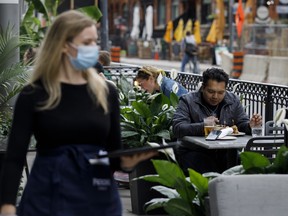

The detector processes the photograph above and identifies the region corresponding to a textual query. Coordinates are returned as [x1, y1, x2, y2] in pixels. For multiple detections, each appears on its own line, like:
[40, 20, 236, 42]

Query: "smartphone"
[206, 130, 222, 141]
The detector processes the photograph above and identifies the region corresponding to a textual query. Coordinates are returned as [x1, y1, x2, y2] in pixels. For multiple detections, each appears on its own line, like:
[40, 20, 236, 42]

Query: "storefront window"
[158, 0, 166, 26]
[171, 0, 179, 20]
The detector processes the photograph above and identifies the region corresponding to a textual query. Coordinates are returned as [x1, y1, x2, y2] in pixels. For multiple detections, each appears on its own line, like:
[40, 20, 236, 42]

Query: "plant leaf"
[240, 152, 270, 171]
[164, 198, 194, 216]
[145, 198, 169, 213]
[188, 169, 209, 197]
[121, 130, 139, 138]
[150, 185, 179, 198]
[133, 101, 151, 118]
[77, 6, 103, 21]
[273, 107, 286, 126]
[152, 160, 186, 187]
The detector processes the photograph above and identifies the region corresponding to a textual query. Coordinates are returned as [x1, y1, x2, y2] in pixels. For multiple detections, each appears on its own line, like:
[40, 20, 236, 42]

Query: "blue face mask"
[68, 45, 99, 70]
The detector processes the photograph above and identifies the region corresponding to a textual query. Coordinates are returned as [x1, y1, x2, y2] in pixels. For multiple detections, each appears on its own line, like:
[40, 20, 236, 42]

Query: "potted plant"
[139, 136, 288, 216]
[116, 75, 180, 214]
[0, 26, 31, 142]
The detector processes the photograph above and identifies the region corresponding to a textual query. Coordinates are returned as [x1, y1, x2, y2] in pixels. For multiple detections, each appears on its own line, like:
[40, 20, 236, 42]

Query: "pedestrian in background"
[180, 31, 199, 74]
[0, 10, 156, 216]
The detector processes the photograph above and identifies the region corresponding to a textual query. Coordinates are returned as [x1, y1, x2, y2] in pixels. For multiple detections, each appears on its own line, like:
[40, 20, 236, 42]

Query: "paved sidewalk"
[120, 188, 167, 216]
[120, 56, 213, 73]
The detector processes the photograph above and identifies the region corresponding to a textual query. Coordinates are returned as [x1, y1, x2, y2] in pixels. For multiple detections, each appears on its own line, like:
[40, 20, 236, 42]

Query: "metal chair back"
[265, 120, 284, 135]
[244, 135, 285, 161]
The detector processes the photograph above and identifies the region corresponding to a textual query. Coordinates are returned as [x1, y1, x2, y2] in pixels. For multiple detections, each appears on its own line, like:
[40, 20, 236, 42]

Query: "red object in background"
[235, 0, 245, 37]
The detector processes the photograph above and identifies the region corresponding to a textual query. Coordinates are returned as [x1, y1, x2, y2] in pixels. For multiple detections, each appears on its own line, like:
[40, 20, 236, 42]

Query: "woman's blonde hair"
[135, 65, 165, 80]
[31, 10, 108, 113]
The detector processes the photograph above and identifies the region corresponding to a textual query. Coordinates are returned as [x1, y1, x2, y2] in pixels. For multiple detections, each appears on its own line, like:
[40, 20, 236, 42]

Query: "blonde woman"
[0, 10, 155, 216]
[135, 65, 188, 97]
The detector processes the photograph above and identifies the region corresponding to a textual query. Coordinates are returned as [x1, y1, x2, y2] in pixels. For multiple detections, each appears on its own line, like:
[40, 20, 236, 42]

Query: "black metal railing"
[106, 65, 288, 123]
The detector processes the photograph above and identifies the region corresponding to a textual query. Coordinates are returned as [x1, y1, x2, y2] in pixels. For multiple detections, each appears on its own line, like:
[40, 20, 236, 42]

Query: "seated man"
[172, 67, 262, 174]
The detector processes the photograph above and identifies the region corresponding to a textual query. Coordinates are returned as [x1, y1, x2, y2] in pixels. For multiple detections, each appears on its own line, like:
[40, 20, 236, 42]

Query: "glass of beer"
[204, 117, 216, 137]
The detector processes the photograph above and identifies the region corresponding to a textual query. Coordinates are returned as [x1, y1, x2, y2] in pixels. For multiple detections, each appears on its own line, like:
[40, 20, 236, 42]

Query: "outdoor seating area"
[104, 64, 288, 215]
[2, 64, 288, 216]
[2, 1, 288, 216]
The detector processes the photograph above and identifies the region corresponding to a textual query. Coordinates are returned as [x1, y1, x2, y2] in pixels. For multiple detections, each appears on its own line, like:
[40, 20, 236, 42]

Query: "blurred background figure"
[94, 50, 112, 80]
[23, 47, 37, 65]
[98, 50, 111, 66]
[180, 31, 199, 74]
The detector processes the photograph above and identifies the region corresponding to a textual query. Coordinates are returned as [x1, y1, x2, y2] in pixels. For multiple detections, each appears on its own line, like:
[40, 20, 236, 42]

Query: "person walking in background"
[173, 67, 262, 174]
[135, 65, 188, 98]
[180, 31, 199, 74]
[0, 10, 156, 216]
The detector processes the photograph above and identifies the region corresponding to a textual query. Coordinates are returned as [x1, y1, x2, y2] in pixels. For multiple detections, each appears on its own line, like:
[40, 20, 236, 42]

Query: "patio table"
[181, 135, 252, 149]
[180, 135, 252, 168]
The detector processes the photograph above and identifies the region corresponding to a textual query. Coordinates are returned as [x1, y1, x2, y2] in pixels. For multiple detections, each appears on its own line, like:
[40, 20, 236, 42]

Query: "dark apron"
[18, 145, 122, 216]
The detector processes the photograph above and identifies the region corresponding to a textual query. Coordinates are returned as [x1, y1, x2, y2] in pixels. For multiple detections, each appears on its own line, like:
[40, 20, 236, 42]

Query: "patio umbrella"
[163, 20, 173, 43]
[194, 20, 202, 44]
[206, 19, 217, 43]
[215, 0, 225, 41]
[184, 19, 193, 36]
[174, 18, 184, 42]
[130, 4, 140, 40]
[145, 5, 153, 41]
[244, 0, 254, 24]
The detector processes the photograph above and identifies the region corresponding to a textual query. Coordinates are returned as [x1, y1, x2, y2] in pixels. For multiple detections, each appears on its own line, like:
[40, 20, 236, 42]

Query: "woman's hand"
[120, 151, 158, 171]
[0, 204, 16, 215]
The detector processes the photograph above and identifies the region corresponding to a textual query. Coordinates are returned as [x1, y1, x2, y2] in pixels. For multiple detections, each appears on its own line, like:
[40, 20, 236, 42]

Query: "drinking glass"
[204, 117, 216, 137]
[251, 126, 263, 137]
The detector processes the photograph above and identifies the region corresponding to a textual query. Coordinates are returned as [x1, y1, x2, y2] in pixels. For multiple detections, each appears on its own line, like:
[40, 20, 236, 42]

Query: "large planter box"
[129, 156, 168, 215]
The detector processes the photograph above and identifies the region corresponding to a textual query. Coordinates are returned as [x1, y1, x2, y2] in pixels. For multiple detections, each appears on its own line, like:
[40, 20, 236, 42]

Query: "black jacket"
[172, 90, 251, 138]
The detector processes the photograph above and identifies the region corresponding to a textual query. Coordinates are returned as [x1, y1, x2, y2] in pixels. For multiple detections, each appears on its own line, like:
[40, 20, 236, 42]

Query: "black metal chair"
[265, 120, 284, 136]
[244, 135, 285, 161]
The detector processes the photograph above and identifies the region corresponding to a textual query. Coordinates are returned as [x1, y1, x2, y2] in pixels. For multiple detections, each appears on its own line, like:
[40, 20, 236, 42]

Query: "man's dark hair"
[186, 31, 191, 36]
[202, 67, 229, 87]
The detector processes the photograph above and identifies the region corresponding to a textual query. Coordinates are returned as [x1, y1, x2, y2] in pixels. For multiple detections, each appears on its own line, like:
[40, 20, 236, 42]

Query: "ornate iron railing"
[106, 65, 288, 123]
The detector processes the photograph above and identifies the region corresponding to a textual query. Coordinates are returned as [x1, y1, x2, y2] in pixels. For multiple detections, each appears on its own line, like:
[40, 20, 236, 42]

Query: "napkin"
[218, 127, 233, 139]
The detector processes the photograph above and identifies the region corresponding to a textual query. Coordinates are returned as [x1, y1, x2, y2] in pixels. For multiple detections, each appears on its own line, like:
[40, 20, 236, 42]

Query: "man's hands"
[121, 151, 158, 171]
[204, 116, 219, 126]
[249, 113, 262, 128]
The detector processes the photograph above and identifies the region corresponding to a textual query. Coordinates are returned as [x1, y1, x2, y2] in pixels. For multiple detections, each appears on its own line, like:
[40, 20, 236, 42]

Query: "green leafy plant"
[0, 26, 30, 138]
[117, 75, 150, 106]
[120, 91, 179, 148]
[138, 159, 209, 216]
[117, 74, 179, 148]
[139, 143, 288, 215]
[21, 0, 103, 49]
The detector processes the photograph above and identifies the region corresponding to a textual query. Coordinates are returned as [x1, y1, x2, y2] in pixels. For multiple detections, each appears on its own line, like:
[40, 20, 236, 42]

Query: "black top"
[0, 81, 121, 205]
